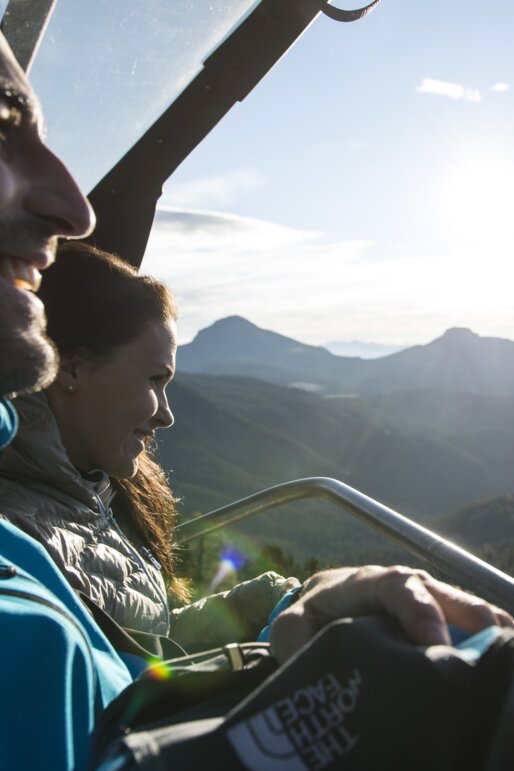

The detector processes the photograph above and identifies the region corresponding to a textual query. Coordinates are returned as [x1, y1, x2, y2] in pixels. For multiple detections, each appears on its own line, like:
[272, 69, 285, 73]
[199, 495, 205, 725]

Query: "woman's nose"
[155, 395, 174, 429]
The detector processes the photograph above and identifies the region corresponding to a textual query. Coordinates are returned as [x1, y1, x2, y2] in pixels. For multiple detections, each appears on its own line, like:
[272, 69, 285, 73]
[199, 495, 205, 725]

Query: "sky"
[13, 0, 514, 347]
[143, 0, 514, 346]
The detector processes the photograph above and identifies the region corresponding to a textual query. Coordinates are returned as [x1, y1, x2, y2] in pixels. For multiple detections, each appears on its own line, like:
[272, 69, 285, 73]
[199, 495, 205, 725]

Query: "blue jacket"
[0, 518, 134, 771]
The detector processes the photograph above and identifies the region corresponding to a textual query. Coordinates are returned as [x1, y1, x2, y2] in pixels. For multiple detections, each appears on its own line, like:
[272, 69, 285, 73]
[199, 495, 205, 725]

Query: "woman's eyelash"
[151, 375, 173, 389]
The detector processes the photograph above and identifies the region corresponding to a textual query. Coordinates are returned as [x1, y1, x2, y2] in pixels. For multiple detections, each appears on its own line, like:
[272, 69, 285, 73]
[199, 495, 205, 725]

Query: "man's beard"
[0, 302, 59, 396]
[0, 220, 59, 396]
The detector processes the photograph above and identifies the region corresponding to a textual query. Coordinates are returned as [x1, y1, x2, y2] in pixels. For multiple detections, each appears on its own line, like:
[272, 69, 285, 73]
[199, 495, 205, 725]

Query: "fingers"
[269, 565, 514, 664]
[374, 568, 451, 646]
[420, 573, 514, 633]
[269, 607, 313, 664]
[269, 566, 450, 663]
[297, 565, 388, 620]
[299, 565, 453, 645]
[493, 608, 514, 629]
[373, 567, 514, 644]
[270, 565, 394, 663]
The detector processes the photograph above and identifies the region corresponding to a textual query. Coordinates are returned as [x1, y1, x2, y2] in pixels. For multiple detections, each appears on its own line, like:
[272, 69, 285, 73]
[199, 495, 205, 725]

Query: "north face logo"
[227, 670, 361, 770]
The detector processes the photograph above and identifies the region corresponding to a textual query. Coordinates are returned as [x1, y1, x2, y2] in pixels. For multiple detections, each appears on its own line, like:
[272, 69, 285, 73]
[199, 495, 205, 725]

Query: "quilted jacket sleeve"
[169, 571, 300, 648]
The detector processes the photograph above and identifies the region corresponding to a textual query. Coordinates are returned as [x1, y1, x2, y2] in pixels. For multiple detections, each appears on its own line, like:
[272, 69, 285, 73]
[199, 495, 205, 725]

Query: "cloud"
[416, 78, 481, 103]
[143, 207, 374, 343]
[161, 169, 266, 208]
[492, 82, 510, 92]
[152, 207, 312, 246]
[142, 207, 514, 347]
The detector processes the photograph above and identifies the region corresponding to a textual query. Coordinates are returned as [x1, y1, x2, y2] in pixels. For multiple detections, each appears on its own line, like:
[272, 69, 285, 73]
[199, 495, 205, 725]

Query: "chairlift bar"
[1, 0, 58, 73]
[175, 476, 514, 615]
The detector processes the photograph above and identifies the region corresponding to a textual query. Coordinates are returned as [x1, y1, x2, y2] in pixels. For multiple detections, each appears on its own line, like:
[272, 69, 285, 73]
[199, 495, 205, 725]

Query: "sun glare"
[439, 151, 514, 255]
[422, 149, 514, 334]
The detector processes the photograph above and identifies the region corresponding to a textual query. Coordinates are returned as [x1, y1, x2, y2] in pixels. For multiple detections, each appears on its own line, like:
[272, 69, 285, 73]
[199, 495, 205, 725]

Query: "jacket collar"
[0, 391, 115, 511]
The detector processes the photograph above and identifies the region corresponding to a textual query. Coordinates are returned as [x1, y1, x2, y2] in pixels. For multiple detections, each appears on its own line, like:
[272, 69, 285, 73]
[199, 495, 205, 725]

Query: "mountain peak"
[191, 316, 261, 344]
[440, 327, 478, 340]
[209, 315, 253, 329]
[430, 327, 479, 349]
[179, 315, 342, 384]
[196, 315, 274, 337]
[192, 316, 328, 353]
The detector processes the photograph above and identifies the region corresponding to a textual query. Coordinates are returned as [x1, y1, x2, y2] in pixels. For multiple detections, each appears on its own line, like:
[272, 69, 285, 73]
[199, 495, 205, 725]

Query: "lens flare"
[209, 544, 248, 591]
[147, 657, 173, 680]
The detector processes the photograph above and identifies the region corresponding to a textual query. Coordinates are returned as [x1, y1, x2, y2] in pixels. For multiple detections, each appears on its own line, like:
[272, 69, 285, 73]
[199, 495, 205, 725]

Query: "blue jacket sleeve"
[0, 520, 133, 771]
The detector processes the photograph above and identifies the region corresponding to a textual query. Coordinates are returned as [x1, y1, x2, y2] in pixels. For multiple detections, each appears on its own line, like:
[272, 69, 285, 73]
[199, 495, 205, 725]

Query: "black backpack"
[91, 616, 514, 770]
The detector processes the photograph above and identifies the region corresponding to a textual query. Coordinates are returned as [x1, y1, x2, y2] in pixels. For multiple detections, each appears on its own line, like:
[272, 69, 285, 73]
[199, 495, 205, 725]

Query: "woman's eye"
[150, 371, 172, 388]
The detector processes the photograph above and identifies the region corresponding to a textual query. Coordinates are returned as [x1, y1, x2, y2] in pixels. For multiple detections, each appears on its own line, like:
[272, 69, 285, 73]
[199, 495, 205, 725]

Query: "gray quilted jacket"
[0, 393, 298, 644]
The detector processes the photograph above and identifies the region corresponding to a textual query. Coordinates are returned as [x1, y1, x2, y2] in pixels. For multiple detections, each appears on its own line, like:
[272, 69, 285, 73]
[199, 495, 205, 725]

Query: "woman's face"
[48, 319, 176, 478]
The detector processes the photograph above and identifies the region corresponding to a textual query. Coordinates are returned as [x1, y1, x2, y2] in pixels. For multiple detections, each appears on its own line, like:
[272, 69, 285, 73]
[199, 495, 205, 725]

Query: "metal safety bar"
[175, 476, 514, 616]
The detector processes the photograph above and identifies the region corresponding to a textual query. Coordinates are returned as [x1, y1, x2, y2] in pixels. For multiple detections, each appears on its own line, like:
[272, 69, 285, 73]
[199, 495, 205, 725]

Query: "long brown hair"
[39, 242, 190, 602]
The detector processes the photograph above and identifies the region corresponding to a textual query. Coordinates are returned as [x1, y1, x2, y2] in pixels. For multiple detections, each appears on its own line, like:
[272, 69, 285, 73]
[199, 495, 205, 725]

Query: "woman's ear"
[53, 354, 87, 394]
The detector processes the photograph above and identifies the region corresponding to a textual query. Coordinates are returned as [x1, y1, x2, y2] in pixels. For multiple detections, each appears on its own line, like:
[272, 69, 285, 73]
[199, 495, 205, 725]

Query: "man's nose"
[23, 146, 95, 239]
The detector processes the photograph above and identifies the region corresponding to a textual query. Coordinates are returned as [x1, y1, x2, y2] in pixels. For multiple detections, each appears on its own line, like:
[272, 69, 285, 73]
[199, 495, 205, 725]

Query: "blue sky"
[145, 0, 514, 346]
[15, 0, 514, 347]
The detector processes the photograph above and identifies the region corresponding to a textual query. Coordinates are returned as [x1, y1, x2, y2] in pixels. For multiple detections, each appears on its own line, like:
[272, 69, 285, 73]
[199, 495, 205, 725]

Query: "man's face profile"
[0, 34, 94, 397]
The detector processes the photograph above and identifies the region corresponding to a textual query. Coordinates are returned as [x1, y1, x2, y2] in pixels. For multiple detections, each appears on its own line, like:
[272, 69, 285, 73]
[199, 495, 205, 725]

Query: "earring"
[66, 385, 76, 393]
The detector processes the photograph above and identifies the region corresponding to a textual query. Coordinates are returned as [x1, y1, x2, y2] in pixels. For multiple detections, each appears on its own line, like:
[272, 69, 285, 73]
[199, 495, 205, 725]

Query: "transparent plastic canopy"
[3, 0, 260, 192]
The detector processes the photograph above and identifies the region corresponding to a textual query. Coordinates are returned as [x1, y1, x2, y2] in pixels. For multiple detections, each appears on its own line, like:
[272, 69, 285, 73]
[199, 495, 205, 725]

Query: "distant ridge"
[178, 317, 514, 396]
[178, 315, 363, 393]
[325, 340, 406, 358]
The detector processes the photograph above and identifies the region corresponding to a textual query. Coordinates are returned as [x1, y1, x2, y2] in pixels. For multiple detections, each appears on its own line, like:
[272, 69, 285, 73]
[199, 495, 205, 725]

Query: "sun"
[423, 146, 514, 330]
[439, 149, 514, 255]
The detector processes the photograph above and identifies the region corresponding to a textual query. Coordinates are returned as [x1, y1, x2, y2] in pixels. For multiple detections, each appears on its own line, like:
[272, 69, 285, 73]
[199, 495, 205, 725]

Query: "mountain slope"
[354, 327, 514, 395]
[436, 495, 514, 575]
[360, 390, 514, 437]
[178, 315, 363, 392]
[168, 319, 514, 566]
[157, 374, 514, 564]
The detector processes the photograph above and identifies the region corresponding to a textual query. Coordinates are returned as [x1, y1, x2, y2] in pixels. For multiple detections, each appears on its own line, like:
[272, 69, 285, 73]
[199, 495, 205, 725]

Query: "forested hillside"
[157, 373, 514, 576]
[157, 319, 514, 588]
[436, 496, 514, 575]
